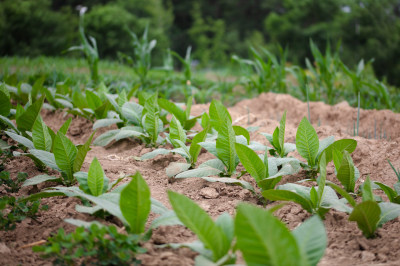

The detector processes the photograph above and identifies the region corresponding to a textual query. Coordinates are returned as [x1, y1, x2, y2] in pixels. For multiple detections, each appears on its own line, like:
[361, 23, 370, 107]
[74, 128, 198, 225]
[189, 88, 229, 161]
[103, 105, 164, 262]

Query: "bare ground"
[1, 92, 400, 265]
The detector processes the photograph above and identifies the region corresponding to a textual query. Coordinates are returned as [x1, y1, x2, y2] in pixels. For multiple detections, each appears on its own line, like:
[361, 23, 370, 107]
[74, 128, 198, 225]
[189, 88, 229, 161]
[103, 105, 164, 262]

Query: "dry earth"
[1, 92, 400, 265]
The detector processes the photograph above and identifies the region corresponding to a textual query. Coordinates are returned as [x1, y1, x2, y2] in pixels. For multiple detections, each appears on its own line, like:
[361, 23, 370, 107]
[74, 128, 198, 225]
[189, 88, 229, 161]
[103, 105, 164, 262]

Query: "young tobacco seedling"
[158, 96, 200, 131]
[235, 143, 300, 191]
[296, 117, 357, 178]
[373, 161, 400, 204]
[0, 196, 48, 231]
[0, 172, 28, 193]
[141, 117, 210, 177]
[22, 129, 95, 187]
[329, 177, 400, 238]
[168, 191, 236, 265]
[235, 203, 327, 266]
[260, 111, 296, 157]
[94, 93, 164, 147]
[33, 224, 145, 265]
[263, 153, 352, 218]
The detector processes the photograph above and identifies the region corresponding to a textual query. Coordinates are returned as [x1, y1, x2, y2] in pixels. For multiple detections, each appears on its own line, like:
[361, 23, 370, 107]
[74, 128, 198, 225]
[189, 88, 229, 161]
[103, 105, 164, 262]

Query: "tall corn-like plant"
[128, 25, 157, 88]
[66, 7, 100, 85]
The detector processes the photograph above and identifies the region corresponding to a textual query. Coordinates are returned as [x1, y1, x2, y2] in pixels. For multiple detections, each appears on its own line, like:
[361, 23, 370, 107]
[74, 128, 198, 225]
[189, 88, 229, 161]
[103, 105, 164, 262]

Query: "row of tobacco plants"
[1, 76, 400, 265]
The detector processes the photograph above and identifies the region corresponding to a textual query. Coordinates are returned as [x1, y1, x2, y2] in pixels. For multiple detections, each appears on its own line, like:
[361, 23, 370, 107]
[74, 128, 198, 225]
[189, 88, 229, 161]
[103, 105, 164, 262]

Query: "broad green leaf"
[32, 116, 52, 151]
[87, 157, 104, 196]
[332, 148, 343, 170]
[325, 139, 357, 163]
[374, 182, 397, 203]
[150, 210, 183, 229]
[5, 131, 34, 150]
[143, 109, 160, 144]
[361, 176, 374, 202]
[326, 181, 356, 207]
[185, 96, 193, 120]
[262, 189, 313, 214]
[0, 115, 18, 132]
[378, 202, 400, 227]
[201, 112, 210, 129]
[118, 89, 128, 107]
[93, 129, 119, 146]
[114, 127, 144, 141]
[58, 117, 72, 135]
[166, 162, 191, 178]
[215, 213, 235, 244]
[120, 172, 151, 234]
[22, 174, 60, 187]
[198, 141, 218, 158]
[189, 127, 209, 165]
[73, 132, 95, 173]
[158, 98, 186, 124]
[349, 201, 380, 238]
[16, 96, 44, 132]
[296, 117, 319, 166]
[86, 90, 102, 110]
[94, 101, 111, 119]
[272, 127, 280, 150]
[233, 125, 250, 145]
[0, 89, 11, 116]
[170, 116, 186, 146]
[337, 151, 356, 192]
[29, 149, 60, 170]
[317, 136, 335, 159]
[235, 203, 303, 266]
[54, 132, 78, 182]
[293, 216, 327, 266]
[317, 153, 327, 204]
[235, 143, 265, 182]
[93, 118, 123, 130]
[122, 102, 143, 125]
[168, 191, 230, 261]
[278, 111, 287, 154]
[175, 167, 223, 178]
[141, 148, 171, 160]
[216, 119, 237, 175]
[209, 100, 232, 131]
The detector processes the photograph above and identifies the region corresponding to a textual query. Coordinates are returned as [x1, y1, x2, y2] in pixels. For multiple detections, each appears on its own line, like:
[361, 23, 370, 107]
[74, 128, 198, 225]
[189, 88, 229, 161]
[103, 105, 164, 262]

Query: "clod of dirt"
[199, 187, 219, 199]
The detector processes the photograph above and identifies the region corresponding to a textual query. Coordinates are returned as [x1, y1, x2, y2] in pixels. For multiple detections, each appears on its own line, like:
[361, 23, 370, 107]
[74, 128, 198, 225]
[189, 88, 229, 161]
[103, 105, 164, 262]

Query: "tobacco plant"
[261, 111, 296, 157]
[263, 153, 352, 218]
[0, 172, 28, 193]
[168, 191, 236, 265]
[235, 203, 327, 266]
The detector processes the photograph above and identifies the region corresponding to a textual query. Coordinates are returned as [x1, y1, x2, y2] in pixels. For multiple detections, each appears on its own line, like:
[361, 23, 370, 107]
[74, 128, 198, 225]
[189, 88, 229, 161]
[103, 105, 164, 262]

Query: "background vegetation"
[1, 0, 400, 87]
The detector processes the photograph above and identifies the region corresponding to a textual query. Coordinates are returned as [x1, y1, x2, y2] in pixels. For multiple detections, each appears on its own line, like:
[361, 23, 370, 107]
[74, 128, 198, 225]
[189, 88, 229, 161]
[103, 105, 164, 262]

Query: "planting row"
[1, 84, 400, 265]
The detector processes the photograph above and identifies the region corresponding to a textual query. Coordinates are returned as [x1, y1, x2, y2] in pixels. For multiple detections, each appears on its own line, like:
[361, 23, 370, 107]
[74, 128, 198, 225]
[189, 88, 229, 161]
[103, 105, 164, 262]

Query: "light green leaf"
[168, 191, 230, 261]
[235, 143, 266, 182]
[5, 131, 34, 150]
[120, 172, 151, 234]
[361, 176, 374, 202]
[325, 139, 357, 163]
[262, 189, 313, 214]
[141, 148, 171, 160]
[53, 132, 78, 182]
[296, 117, 319, 166]
[87, 158, 104, 196]
[22, 174, 60, 187]
[278, 111, 287, 155]
[93, 129, 119, 146]
[58, 117, 72, 135]
[189, 126, 209, 165]
[122, 102, 143, 125]
[166, 162, 191, 178]
[235, 203, 303, 266]
[93, 118, 123, 130]
[29, 149, 60, 170]
[378, 202, 400, 227]
[0, 89, 11, 116]
[158, 98, 186, 124]
[233, 125, 250, 145]
[16, 96, 44, 132]
[293, 216, 327, 266]
[73, 132, 94, 173]
[349, 201, 380, 238]
[337, 151, 356, 192]
[170, 116, 186, 146]
[175, 167, 223, 178]
[32, 116, 52, 151]
[216, 119, 237, 175]
[317, 136, 335, 159]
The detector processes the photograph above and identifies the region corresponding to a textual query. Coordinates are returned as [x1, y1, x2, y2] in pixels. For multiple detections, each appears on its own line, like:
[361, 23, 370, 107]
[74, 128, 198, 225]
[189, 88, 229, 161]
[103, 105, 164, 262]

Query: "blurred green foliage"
[1, 0, 400, 86]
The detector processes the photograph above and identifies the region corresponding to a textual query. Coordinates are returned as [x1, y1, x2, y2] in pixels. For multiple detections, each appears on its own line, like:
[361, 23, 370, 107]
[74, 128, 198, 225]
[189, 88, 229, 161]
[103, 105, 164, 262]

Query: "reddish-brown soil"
[1, 92, 400, 265]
